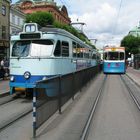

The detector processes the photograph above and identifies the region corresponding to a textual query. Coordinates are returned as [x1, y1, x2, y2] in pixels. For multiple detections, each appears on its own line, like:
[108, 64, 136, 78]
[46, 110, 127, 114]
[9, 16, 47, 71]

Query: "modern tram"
[9, 23, 100, 96]
[103, 46, 126, 74]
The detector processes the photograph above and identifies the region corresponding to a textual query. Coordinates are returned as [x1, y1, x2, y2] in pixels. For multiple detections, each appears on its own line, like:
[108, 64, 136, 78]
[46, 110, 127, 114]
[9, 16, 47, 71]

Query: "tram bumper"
[9, 82, 35, 94]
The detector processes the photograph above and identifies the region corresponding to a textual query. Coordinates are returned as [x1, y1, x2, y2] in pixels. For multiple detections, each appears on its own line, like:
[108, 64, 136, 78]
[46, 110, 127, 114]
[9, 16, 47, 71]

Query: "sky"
[12, 0, 140, 49]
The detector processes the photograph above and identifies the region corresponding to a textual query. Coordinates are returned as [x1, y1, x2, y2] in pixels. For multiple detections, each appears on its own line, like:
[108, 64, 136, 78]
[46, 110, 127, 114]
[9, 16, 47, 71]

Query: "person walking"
[0, 58, 6, 80]
[0, 59, 4, 67]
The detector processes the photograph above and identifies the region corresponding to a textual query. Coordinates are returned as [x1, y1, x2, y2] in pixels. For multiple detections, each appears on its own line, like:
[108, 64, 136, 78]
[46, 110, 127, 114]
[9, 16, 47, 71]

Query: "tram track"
[0, 97, 32, 132]
[80, 75, 107, 140]
[120, 74, 140, 111]
[0, 94, 17, 106]
[0, 92, 29, 106]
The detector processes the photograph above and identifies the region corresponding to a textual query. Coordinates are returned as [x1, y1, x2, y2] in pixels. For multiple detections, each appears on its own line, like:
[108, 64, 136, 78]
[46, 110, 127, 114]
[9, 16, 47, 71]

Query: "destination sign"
[20, 33, 41, 39]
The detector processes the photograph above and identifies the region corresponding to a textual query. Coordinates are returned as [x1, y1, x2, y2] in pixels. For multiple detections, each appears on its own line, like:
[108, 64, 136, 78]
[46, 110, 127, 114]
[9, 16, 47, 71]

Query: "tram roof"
[39, 27, 92, 49]
[11, 25, 93, 50]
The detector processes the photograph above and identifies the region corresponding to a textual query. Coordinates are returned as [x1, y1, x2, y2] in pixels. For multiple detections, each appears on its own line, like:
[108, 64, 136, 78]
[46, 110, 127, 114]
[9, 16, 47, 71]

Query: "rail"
[120, 75, 140, 110]
[80, 75, 107, 140]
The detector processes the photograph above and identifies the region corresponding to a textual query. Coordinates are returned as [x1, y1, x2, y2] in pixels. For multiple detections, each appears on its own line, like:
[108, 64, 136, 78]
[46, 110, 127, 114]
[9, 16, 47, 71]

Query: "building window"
[2, 26, 6, 39]
[17, 17, 20, 26]
[12, 15, 15, 24]
[2, 5, 6, 16]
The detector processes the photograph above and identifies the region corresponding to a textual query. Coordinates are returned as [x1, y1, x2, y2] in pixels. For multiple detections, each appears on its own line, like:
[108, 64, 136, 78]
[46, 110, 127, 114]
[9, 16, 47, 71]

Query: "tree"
[26, 11, 54, 27]
[121, 35, 140, 58]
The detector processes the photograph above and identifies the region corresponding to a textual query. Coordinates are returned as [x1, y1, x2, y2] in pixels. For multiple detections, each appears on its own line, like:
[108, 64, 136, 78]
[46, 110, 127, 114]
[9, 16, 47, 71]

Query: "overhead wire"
[112, 0, 123, 36]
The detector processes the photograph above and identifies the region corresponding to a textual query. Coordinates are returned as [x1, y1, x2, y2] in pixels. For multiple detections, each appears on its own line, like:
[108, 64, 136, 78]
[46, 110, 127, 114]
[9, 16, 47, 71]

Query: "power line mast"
[71, 21, 86, 32]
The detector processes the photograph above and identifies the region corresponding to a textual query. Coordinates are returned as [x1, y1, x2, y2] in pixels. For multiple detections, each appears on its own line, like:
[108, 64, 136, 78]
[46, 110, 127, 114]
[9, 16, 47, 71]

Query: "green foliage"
[121, 35, 140, 57]
[26, 11, 54, 26]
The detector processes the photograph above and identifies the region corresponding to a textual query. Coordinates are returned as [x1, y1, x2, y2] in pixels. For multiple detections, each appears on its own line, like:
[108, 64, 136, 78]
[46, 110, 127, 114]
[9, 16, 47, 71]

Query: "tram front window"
[30, 40, 54, 57]
[12, 41, 30, 57]
[12, 40, 54, 57]
[108, 52, 119, 60]
[104, 52, 124, 60]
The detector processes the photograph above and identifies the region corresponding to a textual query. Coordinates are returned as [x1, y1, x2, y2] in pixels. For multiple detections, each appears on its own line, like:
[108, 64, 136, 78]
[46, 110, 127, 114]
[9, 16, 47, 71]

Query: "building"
[129, 22, 140, 37]
[10, 5, 26, 35]
[0, 0, 10, 59]
[13, 0, 71, 25]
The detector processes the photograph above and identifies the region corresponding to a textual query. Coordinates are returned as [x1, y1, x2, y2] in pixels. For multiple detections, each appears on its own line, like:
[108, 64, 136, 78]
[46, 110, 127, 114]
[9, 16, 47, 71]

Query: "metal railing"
[32, 65, 102, 138]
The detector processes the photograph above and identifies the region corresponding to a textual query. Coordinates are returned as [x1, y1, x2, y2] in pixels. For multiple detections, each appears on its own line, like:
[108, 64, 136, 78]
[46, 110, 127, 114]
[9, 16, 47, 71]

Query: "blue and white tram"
[103, 46, 126, 74]
[10, 23, 99, 95]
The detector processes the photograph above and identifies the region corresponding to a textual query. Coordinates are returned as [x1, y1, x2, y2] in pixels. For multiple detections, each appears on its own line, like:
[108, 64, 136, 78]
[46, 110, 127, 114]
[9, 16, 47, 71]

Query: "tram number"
[111, 48, 116, 51]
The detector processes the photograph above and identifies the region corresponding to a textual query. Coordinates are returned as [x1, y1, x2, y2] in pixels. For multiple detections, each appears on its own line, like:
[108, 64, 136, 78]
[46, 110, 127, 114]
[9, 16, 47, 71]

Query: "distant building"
[10, 5, 26, 34]
[0, 0, 10, 59]
[13, 0, 71, 25]
[129, 22, 140, 37]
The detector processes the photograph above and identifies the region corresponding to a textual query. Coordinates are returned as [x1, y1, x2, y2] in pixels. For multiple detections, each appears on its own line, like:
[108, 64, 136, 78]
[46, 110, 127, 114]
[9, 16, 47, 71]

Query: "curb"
[0, 91, 10, 98]
[126, 73, 140, 88]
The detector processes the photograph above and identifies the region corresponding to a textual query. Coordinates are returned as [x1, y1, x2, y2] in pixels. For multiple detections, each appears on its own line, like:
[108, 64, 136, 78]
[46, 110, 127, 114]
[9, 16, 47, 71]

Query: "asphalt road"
[87, 75, 140, 140]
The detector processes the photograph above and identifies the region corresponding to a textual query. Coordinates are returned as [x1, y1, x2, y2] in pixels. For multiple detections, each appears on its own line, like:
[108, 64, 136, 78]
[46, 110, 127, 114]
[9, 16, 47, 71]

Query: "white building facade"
[10, 6, 26, 34]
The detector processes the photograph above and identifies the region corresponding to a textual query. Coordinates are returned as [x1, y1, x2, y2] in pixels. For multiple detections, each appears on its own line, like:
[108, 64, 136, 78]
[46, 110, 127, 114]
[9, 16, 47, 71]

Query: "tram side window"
[92, 53, 96, 59]
[89, 50, 92, 59]
[120, 52, 124, 60]
[72, 41, 77, 57]
[54, 40, 61, 56]
[80, 46, 84, 58]
[77, 44, 83, 58]
[84, 49, 89, 59]
[62, 41, 69, 57]
[77, 44, 80, 58]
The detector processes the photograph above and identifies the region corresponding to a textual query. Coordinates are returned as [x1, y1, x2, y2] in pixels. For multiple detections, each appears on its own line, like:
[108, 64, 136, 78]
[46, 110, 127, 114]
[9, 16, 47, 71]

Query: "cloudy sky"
[12, 0, 140, 49]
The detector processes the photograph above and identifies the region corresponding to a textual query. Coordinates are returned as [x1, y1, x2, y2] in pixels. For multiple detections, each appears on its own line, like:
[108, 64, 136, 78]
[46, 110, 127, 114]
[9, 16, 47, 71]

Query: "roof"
[16, 0, 54, 3]
[39, 27, 91, 48]
[129, 26, 140, 32]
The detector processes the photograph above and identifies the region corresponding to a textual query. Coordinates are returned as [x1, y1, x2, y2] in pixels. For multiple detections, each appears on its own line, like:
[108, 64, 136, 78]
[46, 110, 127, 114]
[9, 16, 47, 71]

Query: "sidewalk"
[0, 79, 10, 96]
[126, 66, 140, 87]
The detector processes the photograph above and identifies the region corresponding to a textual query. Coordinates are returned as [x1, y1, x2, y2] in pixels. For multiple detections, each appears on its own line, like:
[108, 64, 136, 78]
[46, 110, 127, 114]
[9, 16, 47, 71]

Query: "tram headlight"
[10, 76, 14, 82]
[42, 76, 47, 80]
[24, 71, 31, 79]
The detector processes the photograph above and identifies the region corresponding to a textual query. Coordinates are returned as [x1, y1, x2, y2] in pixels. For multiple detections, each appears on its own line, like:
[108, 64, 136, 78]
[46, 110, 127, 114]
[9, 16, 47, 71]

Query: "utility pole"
[71, 22, 86, 32]
[89, 38, 98, 45]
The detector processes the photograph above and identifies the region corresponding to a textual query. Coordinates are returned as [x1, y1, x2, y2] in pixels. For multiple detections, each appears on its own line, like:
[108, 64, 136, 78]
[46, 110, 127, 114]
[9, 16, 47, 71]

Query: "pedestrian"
[0, 59, 4, 67]
[4, 59, 9, 77]
[0, 66, 5, 80]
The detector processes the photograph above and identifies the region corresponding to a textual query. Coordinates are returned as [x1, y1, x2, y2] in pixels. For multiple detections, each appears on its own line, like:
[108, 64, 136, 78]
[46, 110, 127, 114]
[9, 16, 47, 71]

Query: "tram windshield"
[12, 40, 54, 57]
[12, 41, 30, 57]
[104, 52, 124, 60]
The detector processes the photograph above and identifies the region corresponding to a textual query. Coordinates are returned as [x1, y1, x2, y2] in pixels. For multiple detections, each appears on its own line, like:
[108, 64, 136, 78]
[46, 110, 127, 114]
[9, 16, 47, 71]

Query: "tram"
[9, 23, 99, 96]
[103, 46, 126, 74]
